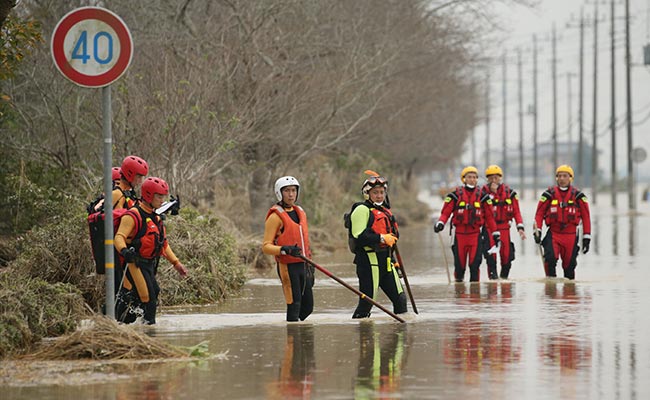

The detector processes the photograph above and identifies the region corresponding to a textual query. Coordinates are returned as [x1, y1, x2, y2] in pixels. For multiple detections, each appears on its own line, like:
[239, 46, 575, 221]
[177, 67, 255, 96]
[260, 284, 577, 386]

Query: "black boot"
[500, 263, 511, 279]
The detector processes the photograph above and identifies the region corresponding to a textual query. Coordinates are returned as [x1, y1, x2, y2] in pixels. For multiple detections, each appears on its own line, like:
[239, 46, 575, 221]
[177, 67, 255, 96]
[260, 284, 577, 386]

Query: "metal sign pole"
[103, 85, 115, 319]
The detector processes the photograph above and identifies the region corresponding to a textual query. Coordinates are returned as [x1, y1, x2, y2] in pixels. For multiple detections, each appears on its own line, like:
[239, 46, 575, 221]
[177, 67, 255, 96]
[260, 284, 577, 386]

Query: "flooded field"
[3, 191, 650, 399]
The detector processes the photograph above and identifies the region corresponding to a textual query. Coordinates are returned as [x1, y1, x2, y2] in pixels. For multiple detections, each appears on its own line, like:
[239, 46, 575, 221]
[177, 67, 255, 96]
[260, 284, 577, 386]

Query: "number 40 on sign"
[51, 7, 133, 88]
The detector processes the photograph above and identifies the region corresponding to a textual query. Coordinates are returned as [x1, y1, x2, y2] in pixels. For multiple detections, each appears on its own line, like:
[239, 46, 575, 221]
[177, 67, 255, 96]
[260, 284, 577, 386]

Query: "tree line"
[1, 0, 530, 234]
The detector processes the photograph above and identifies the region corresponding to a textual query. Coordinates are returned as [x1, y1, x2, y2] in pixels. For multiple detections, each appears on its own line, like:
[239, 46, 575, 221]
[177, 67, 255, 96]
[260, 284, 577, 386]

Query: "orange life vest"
[131, 206, 166, 260]
[266, 204, 311, 264]
[368, 206, 398, 249]
[451, 187, 485, 228]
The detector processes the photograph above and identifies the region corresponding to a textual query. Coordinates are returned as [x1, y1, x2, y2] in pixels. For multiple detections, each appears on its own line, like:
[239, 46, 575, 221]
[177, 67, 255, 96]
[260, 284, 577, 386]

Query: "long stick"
[298, 255, 405, 323]
[393, 245, 418, 314]
[533, 224, 546, 274]
[437, 232, 452, 284]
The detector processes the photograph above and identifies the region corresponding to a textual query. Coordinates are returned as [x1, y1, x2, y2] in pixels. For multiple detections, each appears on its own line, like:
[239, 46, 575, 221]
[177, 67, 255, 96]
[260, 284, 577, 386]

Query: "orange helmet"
[555, 164, 574, 182]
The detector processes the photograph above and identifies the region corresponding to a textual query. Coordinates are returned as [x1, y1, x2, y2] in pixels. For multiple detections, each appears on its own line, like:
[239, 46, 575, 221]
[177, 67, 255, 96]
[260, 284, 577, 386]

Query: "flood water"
[3, 191, 650, 399]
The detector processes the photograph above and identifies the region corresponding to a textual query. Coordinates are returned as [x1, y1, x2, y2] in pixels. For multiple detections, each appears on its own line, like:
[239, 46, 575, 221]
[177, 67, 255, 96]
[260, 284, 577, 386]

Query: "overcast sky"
[462, 0, 650, 183]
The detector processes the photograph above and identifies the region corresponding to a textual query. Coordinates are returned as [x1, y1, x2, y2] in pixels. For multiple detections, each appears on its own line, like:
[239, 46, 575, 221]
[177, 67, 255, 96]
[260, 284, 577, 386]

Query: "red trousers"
[452, 231, 483, 282]
[541, 231, 579, 279]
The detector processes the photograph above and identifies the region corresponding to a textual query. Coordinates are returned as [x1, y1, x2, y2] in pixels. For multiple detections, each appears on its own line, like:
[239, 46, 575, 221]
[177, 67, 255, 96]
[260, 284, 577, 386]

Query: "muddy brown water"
[2, 192, 650, 399]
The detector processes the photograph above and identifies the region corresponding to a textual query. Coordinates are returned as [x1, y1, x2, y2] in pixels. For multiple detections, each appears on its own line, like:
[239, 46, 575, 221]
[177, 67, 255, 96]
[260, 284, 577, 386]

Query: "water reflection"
[540, 282, 592, 371]
[266, 325, 315, 399]
[629, 215, 637, 256]
[445, 282, 521, 381]
[613, 215, 618, 256]
[453, 281, 514, 304]
[354, 322, 408, 399]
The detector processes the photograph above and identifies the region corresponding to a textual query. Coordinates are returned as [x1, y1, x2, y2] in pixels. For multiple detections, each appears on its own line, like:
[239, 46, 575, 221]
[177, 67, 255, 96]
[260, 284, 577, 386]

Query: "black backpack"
[343, 202, 374, 253]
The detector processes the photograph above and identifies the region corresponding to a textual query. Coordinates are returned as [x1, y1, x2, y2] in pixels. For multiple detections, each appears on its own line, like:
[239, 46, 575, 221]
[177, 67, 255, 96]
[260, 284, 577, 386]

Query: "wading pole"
[393, 245, 418, 314]
[298, 255, 406, 323]
[437, 232, 452, 284]
[533, 224, 546, 273]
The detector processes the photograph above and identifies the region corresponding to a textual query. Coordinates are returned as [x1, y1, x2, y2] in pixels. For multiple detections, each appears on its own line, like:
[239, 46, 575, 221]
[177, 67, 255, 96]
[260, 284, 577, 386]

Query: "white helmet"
[361, 175, 388, 200]
[274, 176, 300, 201]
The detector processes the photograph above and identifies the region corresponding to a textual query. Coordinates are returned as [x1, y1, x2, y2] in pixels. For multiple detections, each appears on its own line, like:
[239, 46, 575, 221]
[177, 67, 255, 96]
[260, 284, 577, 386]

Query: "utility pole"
[625, 0, 634, 210]
[567, 73, 575, 164]
[471, 126, 476, 166]
[485, 69, 491, 166]
[502, 52, 508, 171]
[578, 8, 585, 179]
[533, 34, 539, 195]
[610, 0, 617, 207]
[592, 1, 599, 204]
[518, 47, 524, 198]
[552, 24, 558, 169]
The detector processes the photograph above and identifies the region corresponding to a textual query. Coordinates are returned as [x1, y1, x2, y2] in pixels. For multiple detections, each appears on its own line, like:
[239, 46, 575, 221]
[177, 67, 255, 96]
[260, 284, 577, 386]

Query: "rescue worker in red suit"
[480, 165, 526, 279]
[350, 173, 407, 318]
[434, 166, 498, 282]
[263, 176, 314, 322]
[533, 165, 591, 280]
[114, 177, 188, 324]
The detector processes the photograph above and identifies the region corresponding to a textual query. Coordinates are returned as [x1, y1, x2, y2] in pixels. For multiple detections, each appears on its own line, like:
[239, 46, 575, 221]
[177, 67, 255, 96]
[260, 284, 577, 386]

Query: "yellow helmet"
[555, 164, 573, 182]
[485, 164, 503, 177]
[555, 164, 574, 179]
[460, 166, 479, 183]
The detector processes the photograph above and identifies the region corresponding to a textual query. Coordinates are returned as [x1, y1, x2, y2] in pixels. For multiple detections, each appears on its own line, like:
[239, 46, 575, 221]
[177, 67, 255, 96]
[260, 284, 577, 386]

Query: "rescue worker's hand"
[170, 195, 181, 215]
[281, 245, 302, 257]
[582, 238, 590, 254]
[434, 221, 445, 233]
[174, 262, 188, 278]
[120, 247, 136, 263]
[533, 229, 542, 244]
[492, 231, 501, 245]
[380, 233, 398, 247]
[517, 225, 527, 240]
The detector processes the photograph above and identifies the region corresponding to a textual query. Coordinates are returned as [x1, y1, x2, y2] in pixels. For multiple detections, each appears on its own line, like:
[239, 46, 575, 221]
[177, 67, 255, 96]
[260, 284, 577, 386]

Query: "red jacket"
[481, 184, 524, 230]
[534, 185, 591, 235]
[439, 186, 497, 234]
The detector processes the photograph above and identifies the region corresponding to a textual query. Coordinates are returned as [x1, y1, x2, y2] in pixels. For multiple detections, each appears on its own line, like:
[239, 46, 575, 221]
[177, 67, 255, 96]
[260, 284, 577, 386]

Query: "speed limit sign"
[51, 7, 133, 88]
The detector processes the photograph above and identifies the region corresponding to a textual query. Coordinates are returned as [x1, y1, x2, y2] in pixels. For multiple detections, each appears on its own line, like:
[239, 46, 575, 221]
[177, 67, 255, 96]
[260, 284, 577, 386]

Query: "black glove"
[492, 231, 501, 245]
[170, 195, 181, 215]
[120, 247, 137, 263]
[280, 245, 302, 257]
[533, 229, 542, 244]
[434, 221, 444, 233]
[582, 238, 590, 254]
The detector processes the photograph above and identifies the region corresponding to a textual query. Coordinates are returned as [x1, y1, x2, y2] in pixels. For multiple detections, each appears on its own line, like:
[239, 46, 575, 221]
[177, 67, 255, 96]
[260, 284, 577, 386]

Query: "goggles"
[366, 176, 387, 185]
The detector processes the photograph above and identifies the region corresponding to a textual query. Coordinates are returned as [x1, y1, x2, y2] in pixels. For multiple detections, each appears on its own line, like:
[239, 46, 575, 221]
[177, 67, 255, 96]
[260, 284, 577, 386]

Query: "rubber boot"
[393, 292, 408, 314]
[500, 263, 511, 279]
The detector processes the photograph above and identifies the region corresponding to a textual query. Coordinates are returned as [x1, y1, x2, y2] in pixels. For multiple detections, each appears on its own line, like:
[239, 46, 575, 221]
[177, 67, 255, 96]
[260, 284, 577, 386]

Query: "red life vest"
[451, 187, 485, 228]
[266, 205, 311, 264]
[484, 184, 516, 223]
[543, 186, 582, 226]
[369, 206, 398, 249]
[132, 206, 166, 260]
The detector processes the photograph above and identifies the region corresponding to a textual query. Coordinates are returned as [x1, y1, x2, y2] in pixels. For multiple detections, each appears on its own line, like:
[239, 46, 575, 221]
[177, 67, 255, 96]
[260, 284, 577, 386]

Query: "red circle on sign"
[51, 7, 133, 87]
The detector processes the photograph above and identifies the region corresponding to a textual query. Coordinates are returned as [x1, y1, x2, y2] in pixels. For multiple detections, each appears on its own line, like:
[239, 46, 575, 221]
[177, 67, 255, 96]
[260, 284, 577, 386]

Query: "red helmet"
[141, 177, 169, 203]
[111, 167, 121, 181]
[121, 155, 149, 183]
